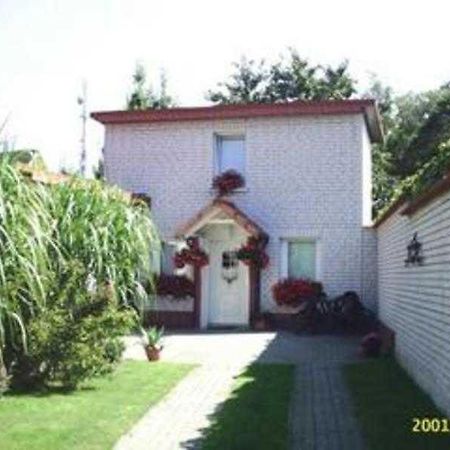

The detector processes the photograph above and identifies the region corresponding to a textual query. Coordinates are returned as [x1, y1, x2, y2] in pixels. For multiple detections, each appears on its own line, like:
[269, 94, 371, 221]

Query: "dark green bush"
[9, 263, 136, 389]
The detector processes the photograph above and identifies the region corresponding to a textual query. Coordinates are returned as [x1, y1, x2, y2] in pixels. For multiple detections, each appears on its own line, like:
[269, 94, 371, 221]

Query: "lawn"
[345, 357, 450, 450]
[201, 363, 295, 450]
[0, 361, 193, 450]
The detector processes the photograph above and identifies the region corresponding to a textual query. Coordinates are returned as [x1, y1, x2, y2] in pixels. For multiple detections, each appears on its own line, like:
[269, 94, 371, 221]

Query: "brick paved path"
[117, 332, 365, 450]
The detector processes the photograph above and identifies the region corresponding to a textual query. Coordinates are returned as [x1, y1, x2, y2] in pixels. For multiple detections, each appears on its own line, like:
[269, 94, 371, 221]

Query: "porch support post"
[249, 265, 261, 326]
[193, 266, 201, 328]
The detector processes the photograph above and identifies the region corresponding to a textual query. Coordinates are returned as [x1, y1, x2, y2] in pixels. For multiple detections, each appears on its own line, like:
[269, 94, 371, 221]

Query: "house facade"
[92, 100, 382, 329]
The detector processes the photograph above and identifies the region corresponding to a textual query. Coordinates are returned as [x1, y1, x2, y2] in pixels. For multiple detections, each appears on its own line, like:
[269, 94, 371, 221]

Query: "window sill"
[208, 188, 249, 195]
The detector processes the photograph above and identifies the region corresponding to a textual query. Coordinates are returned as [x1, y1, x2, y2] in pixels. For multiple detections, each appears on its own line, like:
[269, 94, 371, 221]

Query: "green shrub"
[10, 263, 135, 389]
[0, 161, 158, 391]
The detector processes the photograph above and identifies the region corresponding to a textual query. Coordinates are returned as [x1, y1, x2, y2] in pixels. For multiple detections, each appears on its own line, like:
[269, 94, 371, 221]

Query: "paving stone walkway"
[116, 332, 365, 450]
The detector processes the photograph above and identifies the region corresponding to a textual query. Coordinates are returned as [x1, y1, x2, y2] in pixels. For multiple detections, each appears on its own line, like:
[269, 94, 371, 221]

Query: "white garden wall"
[377, 190, 450, 415]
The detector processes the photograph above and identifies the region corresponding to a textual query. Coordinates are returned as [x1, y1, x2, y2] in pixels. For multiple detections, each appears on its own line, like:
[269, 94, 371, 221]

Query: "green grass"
[0, 361, 193, 450]
[345, 357, 450, 450]
[201, 364, 294, 450]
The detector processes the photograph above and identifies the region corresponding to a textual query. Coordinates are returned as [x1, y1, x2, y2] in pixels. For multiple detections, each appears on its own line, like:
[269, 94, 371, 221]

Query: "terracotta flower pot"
[145, 345, 161, 361]
[253, 317, 266, 331]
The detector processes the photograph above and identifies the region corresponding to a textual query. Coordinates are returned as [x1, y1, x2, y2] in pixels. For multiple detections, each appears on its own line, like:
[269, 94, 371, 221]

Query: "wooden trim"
[401, 171, 450, 216]
[176, 199, 268, 240]
[249, 265, 261, 326]
[91, 100, 382, 143]
[373, 196, 407, 228]
[375, 170, 450, 227]
[193, 266, 202, 328]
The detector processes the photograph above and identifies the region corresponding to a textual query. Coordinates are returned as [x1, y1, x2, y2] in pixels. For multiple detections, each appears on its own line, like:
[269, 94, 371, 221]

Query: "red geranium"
[173, 236, 209, 269]
[156, 274, 195, 299]
[236, 236, 269, 269]
[272, 278, 323, 306]
[212, 170, 245, 196]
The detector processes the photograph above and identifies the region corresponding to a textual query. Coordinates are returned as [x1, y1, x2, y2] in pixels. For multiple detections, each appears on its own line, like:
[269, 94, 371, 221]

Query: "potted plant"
[142, 326, 164, 361]
[252, 313, 270, 331]
[359, 332, 382, 357]
[212, 170, 245, 196]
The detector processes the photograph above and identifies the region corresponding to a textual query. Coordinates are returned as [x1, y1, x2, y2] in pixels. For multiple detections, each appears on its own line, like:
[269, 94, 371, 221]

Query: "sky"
[1, 0, 450, 171]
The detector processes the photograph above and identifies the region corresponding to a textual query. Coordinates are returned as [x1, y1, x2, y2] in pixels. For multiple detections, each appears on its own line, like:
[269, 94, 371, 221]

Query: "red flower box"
[212, 170, 245, 196]
[272, 278, 323, 306]
[156, 274, 195, 299]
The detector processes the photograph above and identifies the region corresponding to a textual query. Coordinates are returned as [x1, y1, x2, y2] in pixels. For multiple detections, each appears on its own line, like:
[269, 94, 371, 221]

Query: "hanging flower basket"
[272, 278, 323, 307]
[156, 274, 195, 299]
[236, 236, 269, 269]
[212, 170, 245, 196]
[173, 236, 209, 269]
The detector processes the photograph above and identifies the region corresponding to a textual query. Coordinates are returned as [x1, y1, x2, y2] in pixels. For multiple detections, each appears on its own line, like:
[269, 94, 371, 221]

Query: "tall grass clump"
[0, 159, 158, 390]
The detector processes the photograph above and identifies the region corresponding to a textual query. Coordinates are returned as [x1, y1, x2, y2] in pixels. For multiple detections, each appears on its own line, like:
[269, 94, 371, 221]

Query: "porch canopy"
[175, 199, 268, 241]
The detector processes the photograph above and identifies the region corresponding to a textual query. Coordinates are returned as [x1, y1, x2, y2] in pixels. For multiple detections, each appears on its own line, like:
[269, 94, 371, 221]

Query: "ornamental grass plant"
[0, 158, 158, 391]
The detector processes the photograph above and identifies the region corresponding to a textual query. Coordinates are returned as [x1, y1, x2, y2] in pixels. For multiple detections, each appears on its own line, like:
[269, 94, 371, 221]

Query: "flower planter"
[253, 317, 266, 331]
[145, 345, 161, 361]
[212, 170, 245, 196]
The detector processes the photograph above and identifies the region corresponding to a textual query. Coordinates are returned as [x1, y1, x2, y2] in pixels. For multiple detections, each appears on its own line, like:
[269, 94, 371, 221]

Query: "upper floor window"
[215, 135, 246, 176]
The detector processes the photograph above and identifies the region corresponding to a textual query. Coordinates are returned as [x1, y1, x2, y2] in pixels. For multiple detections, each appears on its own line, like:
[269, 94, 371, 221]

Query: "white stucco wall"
[103, 113, 376, 311]
[377, 190, 450, 415]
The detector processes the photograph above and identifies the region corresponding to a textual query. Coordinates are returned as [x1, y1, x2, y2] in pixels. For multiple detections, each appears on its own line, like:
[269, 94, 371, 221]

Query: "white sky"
[1, 0, 449, 171]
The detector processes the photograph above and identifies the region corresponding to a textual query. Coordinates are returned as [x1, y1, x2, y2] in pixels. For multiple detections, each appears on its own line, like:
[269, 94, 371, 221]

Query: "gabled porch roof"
[175, 199, 268, 240]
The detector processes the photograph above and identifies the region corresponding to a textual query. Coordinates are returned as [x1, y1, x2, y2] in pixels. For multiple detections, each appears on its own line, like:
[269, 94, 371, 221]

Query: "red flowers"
[156, 274, 195, 299]
[272, 278, 323, 306]
[212, 170, 245, 196]
[173, 236, 209, 269]
[236, 236, 269, 269]
[360, 332, 382, 357]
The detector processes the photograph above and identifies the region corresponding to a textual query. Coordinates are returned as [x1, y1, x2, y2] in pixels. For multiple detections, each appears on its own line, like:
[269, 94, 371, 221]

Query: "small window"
[161, 242, 178, 274]
[152, 241, 184, 275]
[222, 251, 238, 269]
[216, 136, 245, 175]
[287, 241, 317, 279]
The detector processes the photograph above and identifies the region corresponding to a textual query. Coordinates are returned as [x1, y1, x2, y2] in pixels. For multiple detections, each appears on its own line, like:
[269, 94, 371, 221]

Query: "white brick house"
[92, 100, 382, 329]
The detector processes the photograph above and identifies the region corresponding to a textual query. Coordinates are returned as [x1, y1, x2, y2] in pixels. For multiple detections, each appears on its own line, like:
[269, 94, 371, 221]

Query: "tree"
[127, 64, 175, 110]
[207, 50, 356, 104]
[364, 76, 450, 214]
[207, 57, 268, 104]
[363, 75, 398, 213]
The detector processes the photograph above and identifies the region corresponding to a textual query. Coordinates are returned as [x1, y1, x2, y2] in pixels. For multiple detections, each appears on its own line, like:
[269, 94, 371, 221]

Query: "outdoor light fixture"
[222, 251, 239, 284]
[405, 232, 424, 266]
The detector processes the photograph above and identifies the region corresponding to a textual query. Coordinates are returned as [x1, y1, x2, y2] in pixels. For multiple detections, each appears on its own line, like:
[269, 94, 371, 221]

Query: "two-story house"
[92, 100, 382, 329]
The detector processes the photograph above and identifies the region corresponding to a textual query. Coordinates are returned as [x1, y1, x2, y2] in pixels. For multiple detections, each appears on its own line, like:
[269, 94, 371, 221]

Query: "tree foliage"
[127, 63, 176, 110]
[207, 50, 356, 104]
[365, 76, 450, 215]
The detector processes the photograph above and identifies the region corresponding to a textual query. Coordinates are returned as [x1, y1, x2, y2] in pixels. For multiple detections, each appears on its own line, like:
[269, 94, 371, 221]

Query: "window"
[222, 251, 238, 269]
[152, 241, 184, 275]
[161, 242, 178, 274]
[286, 240, 317, 279]
[216, 136, 245, 175]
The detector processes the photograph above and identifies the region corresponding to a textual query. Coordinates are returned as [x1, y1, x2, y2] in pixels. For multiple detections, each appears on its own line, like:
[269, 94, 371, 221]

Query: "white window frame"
[213, 134, 246, 178]
[280, 238, 321, 280]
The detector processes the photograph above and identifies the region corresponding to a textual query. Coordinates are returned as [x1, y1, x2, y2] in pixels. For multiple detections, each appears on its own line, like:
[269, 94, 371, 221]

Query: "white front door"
[208, 236, 249, 326]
